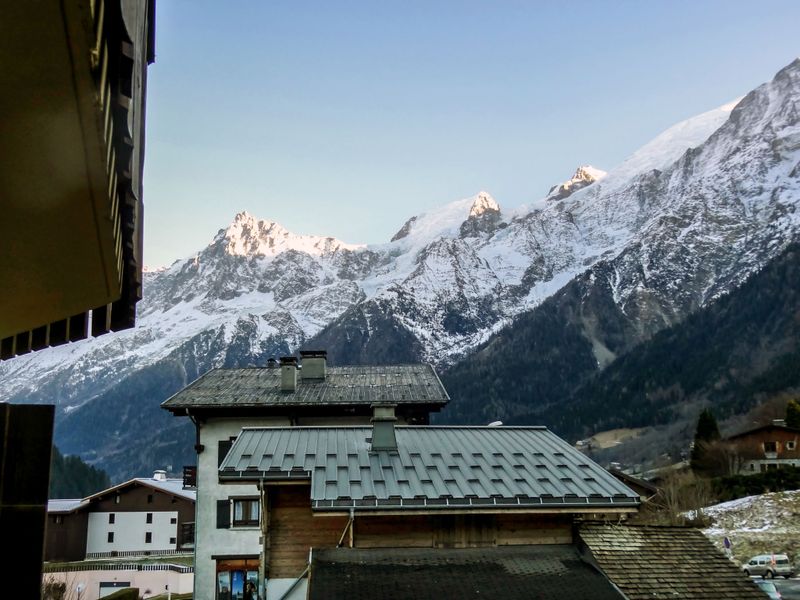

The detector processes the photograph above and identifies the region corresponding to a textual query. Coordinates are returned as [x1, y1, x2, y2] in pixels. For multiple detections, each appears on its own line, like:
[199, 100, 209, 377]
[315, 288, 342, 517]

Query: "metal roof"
[82, 477, 196, 504]
[219, 426, 640, 511]
[47, 499, 88, 513]
[309, 545, 627, 600]
[161, 364, 449, 410]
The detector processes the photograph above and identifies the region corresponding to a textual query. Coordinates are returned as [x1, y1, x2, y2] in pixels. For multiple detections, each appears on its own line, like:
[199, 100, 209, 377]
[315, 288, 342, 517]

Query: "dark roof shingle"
[309, 546, 627, 600]
[579, 523, 766, 599]
[161, 364, 449, 410]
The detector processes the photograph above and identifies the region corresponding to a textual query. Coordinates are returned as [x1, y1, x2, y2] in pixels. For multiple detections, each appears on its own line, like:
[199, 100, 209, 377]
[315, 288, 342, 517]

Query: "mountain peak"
[216, 212, 360, 258]
[546, 165, 607, 201]
[469, 192, 501, 218]
[232, 210, 257, 224]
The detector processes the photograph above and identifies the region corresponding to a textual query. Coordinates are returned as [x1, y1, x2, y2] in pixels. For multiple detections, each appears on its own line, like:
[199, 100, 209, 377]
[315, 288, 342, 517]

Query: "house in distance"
[724, 418, 800, 473]
[46, 470, 196, 562]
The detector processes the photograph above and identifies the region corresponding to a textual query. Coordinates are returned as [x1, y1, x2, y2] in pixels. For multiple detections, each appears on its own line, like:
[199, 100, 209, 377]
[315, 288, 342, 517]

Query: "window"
[108, 532, 114, 543]
[233, 498, 260, 527]
[146, 513, 153, 524]
[787, 441, 796, 450]
[170, 517, 177, 524]
[108, 513, 115, 524]
[216, 559, 259, 600]
[219, 438, 236, 467]
[170, 537, 177, 545]
[147, 494, 154, 504]
[53, 515, 63, 524]
[115, 495, 120, 504]
[764, 441, 778, 452]
[145, 532, 152, 544]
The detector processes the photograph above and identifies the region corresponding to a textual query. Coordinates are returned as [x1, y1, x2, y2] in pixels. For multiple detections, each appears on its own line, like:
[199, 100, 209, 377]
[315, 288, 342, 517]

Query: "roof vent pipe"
[153, 470, 167, 481]
[280, 356, 298, 392]
[299, 350, 327, 380]
[267, 357, 278, 369]
[370, 404, 398, 451]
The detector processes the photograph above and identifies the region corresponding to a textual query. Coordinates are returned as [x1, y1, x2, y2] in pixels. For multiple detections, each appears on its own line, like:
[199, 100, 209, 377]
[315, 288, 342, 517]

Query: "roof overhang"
[218, 471, 639, 513]
[0, 0, 153, 357]
[163, 403, 445, 419]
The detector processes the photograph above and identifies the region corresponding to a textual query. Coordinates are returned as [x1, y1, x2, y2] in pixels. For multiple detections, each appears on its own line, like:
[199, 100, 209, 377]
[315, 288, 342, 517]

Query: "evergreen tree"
[49, 445, 111, 498]
[786, 399, 800, 429]
[691, 408, 720, 472]
[694, 408, 721, 442]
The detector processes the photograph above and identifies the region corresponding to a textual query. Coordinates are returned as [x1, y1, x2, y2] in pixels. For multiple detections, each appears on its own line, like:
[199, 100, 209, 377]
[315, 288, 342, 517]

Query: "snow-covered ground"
[694, 490, 800, 565]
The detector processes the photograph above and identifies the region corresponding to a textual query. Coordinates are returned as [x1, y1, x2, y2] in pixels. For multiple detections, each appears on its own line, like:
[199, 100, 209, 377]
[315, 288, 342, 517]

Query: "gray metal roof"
[219, 426, 640, 511]
[48, 499, 88, 513]
[161, 364, 449, 410]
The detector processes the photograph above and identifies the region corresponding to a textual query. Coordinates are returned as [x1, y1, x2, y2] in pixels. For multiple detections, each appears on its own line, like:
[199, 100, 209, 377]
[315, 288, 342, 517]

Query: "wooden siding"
[355, 516, 433, 549]
[495, 514, 572, 545]
[44, 511, 88, 562]
[265, 486, 574, 577]
[267, 486, 347, 578]
[730, 428, 800, 459]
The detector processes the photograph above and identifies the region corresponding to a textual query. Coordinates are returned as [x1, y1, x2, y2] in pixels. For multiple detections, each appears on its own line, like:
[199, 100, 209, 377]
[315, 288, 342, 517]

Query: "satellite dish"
[488, 421, 503, 427]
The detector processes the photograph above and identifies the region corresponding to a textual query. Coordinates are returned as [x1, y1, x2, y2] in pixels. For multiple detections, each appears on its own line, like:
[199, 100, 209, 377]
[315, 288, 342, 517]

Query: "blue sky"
[143, 1, 800, 267]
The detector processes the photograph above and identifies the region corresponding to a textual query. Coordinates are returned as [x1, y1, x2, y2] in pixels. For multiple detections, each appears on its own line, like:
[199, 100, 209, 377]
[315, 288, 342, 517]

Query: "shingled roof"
[161, 364, 449, 411]
[219, 426, 640, 512]
[579, 523, 765, 599]
[309, 546, 627, 600]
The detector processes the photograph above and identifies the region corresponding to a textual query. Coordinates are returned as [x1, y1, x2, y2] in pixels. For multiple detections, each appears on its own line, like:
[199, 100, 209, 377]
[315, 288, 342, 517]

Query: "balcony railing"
[183, 465, 197, 488]
[180, 522, 195, 548]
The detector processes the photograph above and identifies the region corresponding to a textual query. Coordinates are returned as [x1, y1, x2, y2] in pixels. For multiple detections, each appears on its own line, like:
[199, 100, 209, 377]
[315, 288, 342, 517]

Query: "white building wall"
[44, 568, 193, 600]
[741, 458, 800, 474]
[194, 414, 379, 600]
[87, 511, 179, 554]
[194, 417, 289, 600]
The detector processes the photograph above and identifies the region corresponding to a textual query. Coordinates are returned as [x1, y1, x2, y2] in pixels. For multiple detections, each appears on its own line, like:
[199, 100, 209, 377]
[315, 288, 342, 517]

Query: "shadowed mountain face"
[441, 243, 800, 439]
[1, 59, 799, 481]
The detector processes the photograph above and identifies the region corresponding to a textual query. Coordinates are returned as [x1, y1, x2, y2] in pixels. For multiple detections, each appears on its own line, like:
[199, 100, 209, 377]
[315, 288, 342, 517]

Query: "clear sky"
[142, 0, 800, 268]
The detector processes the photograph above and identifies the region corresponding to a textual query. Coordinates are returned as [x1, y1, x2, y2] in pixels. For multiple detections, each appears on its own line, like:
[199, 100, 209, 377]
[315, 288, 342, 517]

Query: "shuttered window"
[217, 499, 230, 529]
[218, 439, 234, 467]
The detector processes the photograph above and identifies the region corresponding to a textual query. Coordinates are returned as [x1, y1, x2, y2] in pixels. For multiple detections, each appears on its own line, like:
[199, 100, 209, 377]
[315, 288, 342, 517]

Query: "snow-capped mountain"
[546, 165, 607, 201]
[2, 58, 799, 481]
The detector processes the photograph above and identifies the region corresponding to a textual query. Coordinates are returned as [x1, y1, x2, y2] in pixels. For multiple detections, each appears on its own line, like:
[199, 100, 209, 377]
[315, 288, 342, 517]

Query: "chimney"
[153, 470, 167, 481]
[280, 356, 298, 392]
[370, 404, 398, 451]
[267, 357, 277, 369]
[773, 418, 786, 427]
[299, 350, 327, 380]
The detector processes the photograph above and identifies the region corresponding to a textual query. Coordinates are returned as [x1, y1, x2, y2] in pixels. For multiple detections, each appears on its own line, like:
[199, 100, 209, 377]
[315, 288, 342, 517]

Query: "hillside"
[442, 242, 800, 471]
[699, 490, 800, 566]
[545, 241, 800, 439]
